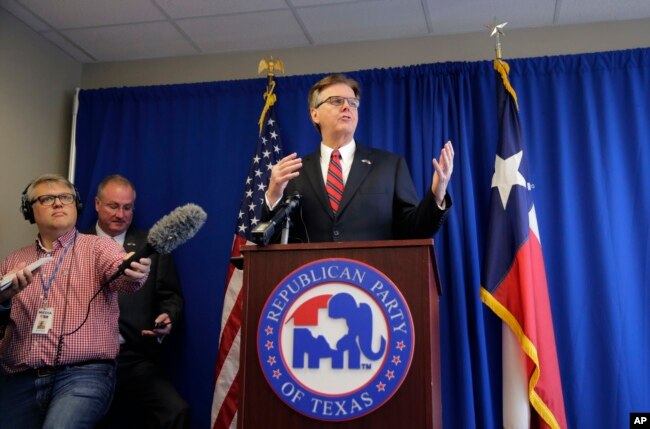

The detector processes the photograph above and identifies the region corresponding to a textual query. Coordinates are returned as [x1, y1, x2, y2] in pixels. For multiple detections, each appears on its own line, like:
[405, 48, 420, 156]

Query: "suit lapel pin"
[361, 159, 372, 165]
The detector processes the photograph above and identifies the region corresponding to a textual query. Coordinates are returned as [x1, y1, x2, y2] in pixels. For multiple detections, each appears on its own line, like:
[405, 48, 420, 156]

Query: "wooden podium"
[238, 239, 442, 428]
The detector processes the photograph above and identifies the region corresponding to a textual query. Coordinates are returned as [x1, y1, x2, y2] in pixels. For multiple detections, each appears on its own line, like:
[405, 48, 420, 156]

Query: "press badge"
[32, 307, 54, 334]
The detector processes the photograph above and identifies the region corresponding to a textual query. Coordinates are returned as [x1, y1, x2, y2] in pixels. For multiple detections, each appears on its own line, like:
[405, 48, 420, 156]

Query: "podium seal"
[257, 258, 414, 421]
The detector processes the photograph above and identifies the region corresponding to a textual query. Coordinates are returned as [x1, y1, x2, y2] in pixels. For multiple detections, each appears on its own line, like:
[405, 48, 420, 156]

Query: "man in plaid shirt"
[0, 173, 151, 429]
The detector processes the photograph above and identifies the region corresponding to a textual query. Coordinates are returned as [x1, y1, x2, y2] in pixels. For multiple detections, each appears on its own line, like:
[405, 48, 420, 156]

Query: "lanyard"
[39, 233, 75, 300]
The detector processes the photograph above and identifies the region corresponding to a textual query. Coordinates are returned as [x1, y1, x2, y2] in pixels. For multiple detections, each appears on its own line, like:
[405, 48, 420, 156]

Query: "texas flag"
[480, 59, 568, 429]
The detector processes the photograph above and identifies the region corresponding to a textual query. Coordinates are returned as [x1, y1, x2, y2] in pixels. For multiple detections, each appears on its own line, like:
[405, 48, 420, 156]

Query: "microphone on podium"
[107, 203, 207, 283]
[252, 192, 301, 246]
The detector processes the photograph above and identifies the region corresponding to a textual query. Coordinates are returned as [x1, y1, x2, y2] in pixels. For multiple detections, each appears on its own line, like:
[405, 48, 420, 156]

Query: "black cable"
[298, 204, 310, 243]
[63, 267, 113, 338]
[46, 234, 77, 417]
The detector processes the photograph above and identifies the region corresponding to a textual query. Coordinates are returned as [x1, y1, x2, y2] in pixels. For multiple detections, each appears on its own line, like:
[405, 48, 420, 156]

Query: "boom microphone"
[107, 203, 207, 283]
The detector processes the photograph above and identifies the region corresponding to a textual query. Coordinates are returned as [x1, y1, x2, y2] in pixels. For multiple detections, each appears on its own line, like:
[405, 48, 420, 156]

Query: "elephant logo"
[328, 293, 387, 368]
[290, 292, 387, 369]
[257, 258, 414, 422]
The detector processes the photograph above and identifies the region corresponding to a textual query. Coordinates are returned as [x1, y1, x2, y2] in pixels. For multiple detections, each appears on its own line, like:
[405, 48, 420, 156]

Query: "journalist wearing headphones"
[0, 173, 151, 429]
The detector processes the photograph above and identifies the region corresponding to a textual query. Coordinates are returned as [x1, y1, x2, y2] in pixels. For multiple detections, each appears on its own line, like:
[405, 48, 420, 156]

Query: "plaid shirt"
[0, 228, 146, 373]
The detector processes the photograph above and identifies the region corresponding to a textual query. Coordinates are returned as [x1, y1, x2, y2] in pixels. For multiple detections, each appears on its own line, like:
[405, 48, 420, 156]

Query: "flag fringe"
[258, 81, 277, 136]
[480, 286, 561, 429]
[494, 59, 519, 111]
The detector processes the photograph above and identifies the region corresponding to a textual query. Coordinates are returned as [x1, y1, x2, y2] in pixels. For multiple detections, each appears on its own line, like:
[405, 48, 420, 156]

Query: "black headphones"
[21, 179, 84, 224]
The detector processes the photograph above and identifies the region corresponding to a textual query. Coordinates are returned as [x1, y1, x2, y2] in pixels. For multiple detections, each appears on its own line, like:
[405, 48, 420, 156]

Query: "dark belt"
[21, 359, 114, 378]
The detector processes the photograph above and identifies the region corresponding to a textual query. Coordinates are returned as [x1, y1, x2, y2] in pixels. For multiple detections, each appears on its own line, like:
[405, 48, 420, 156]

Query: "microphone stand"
[280, 216, 291, 244]
[251, 193, 301, 246]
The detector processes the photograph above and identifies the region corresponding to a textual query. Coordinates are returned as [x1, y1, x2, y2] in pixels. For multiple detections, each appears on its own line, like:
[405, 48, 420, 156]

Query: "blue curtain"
[74, 48, 650, 428]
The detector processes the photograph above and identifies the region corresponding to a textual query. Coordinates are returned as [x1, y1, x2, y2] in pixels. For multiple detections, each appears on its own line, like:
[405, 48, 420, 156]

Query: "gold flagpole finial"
[257, 56, 285, 135]
[258, 56, 285, 86]
[486, 20, 507, 60]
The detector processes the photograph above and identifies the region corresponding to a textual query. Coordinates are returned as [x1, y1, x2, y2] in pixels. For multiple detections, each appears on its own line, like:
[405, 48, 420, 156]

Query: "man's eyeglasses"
[315, 96, 360, 109]
[32, 193, 76, 206]
[100, 201, 134, 213]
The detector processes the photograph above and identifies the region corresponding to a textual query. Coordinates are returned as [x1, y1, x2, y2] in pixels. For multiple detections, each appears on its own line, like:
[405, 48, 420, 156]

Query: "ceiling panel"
[40, 30, 96, 62]
[3, 0, 650, 63]
[557, 0, 650, 25]
[290, 0, 372, 7]
[0, 0, 51, 31]
[62, 21, 198, 62]
[154, 0, 288, 19]
[177, 10, 310, 54]
[424, 0, 555, 35]
[18, 0, 165, 28]
[298, 0, 429, 45]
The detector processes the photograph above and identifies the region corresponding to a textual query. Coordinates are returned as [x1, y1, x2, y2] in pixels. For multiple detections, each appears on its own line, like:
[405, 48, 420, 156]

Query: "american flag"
[211, 99, 284, 429]
[480, 59, 567, 429]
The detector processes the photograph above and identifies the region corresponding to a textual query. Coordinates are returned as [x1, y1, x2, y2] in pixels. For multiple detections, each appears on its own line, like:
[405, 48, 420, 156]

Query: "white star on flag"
[491, 150, 527, 209]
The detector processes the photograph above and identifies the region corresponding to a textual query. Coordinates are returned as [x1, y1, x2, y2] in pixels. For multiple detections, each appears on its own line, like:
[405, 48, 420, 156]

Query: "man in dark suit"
[90, 174, 189, 429]
[264, 73, 454, 243]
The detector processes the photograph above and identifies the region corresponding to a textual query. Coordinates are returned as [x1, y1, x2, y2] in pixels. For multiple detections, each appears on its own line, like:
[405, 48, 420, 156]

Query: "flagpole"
[487, 20, 507, 60]
[481, 21, 567, 429]
[211, 55, 286, 429]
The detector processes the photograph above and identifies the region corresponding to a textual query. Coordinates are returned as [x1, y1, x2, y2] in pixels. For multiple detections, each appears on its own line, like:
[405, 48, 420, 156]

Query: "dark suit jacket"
[264, 144, 451, 243]
[86, 225, 184, 361]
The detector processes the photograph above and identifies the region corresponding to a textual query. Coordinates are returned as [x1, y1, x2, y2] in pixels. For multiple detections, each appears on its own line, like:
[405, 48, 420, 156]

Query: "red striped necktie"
[326, 150, 344, 214]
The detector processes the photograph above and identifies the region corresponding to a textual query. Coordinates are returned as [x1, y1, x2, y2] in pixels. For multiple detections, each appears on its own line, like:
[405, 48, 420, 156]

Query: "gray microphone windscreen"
[148, 203, 207, 254]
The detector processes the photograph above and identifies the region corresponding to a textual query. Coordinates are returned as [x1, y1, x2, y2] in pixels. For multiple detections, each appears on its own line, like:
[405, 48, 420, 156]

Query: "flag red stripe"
[216, 236, 246, 376]
[214, 283, 243, 377]
[212, 369, 240, 429]
[214, 236, 246, 376]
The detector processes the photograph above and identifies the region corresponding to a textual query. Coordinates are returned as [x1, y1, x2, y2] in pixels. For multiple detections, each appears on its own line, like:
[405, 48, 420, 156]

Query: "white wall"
[0, 9, 81, 257]
[80, 18, 650, 88]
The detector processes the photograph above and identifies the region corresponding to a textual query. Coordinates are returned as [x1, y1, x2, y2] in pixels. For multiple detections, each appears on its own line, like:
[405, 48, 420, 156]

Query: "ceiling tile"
[154, 0, 288, 19]
[40, 30, 96, 62]
[0, 0, 51, 31]
[18, 0, 165, 28]
[5, 0, 650, 64]
[62, 21, 198, 62]
[291, 0, 368, 7]
[177, 10, 309, 54]
[557, 0, 650, 25]
[298, 0, 429, 44]
[424, 0, 555, 35]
